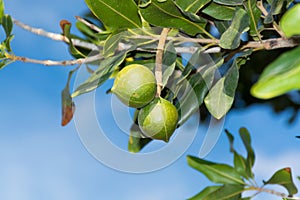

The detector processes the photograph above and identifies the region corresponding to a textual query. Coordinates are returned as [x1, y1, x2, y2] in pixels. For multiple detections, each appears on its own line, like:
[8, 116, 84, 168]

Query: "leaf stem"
[155, 28, 170, 97]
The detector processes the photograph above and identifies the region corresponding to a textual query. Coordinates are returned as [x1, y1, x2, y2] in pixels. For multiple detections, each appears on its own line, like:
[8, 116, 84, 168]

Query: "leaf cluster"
[187, 128, 298, 200]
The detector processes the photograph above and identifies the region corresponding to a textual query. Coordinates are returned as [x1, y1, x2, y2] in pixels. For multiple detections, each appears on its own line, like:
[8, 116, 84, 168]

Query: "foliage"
[0, 0, 300, 199]
[187, 128, 298, 200]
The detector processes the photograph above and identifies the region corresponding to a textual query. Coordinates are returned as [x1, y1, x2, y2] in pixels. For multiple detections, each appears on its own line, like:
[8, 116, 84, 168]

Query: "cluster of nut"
[111, 64, 178, 142]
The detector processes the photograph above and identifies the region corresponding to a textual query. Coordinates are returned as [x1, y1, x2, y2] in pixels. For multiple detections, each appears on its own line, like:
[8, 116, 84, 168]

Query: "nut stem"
[155, 28, 170, 97]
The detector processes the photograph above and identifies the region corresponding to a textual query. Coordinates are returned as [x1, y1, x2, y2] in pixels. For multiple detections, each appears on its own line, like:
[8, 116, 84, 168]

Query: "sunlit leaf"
[264, 168, 298, 195]
[251, 46, 300, 99]
[0, 0, 4, 24]
[280, 4, 300, 38]
[187, 156, 245, 185]
[219, 8, 249, 49]
[204, 61, 239, 119]
[85, 0, 142, 31]
[139, 0, 208, 36]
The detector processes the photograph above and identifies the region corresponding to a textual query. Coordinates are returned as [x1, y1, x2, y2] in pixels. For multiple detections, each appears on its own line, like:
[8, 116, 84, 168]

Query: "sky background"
[1, 0, 300, 199]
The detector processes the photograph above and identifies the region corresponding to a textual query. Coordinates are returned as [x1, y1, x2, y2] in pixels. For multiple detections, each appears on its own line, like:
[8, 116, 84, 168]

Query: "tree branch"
[6, 53, 103, 66]
[155, 28, 170, 97]
[13, 18, 99, 51]
[11, 18, 300, 67]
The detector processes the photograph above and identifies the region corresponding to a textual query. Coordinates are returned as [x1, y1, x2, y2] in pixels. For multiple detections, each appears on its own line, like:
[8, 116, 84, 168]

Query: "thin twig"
[13, 18, 99, 51]
[75, 16, 103, 33]
[155, 28, 170, 97]
[6, 53, 103, 66]
[247, 186, 300, 199]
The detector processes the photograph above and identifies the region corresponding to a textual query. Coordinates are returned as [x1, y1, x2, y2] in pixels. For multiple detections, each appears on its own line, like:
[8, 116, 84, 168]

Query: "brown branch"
[155, 28, 170, 97]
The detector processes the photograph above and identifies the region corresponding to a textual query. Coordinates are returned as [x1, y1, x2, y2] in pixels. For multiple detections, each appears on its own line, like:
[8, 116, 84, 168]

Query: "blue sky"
[1, 1, 300, 199]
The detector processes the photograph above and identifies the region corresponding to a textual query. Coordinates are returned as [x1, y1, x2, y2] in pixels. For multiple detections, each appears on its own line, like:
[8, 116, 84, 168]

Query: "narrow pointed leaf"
[239, 127, 255, 170]
[251, 46, 300, 99]
[204, 61, 239, 119]
[265, 168, 298, 195]
[139, 0, 208, 36]
[72, 52, 127, 97]
[245, 0, 262, 37]
[220, 8, 249, 49]
[85, 0, 142, 31]
[187, 156, 245, 185]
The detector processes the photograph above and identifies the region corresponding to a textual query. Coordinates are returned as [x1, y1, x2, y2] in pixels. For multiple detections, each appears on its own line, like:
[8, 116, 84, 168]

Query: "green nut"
[138, 97, 178, 142]
[111, 64, 156, 108]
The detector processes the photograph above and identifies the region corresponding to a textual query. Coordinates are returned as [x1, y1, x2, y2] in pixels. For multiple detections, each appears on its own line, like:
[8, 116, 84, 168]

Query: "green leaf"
[214, 21, 231, 34]
[264, 168, 298, 195]
[202, 2, 236, 20]
[61, 20, 87, 58]
[85, 0, 142, 31]
[244, 0, 262, 38]
[264, 0, 286, 24]
[213, 0, 243, 6]
[239, 127, 255, 171]
[280, 4, 300, 38]
[225, 129, 235, 152]
[139, 0, 209, 36]
[251, 46, 300, 99]
[175, 0, 211, 13]
[1, 14, 13, 37]
[176, 56, 223, 125]
[220, 8, 249, 49]
[204, 61, 239, 119]
[72, 52, 127, 97]
[226, 129, 253, 179]
[188, 186, 221, 200]
[187, 156, 245, 185]
[128, 123, 152, 153]
[162, 41, 176, 88]
[0, 0, 4, 24]
[202, 184, 244, 200]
